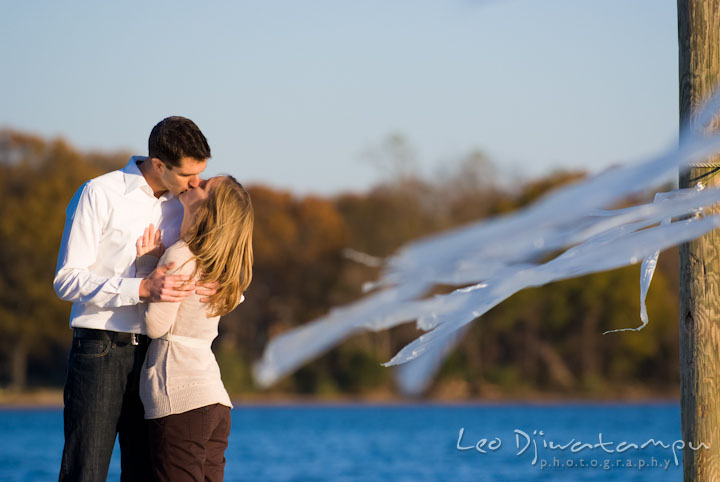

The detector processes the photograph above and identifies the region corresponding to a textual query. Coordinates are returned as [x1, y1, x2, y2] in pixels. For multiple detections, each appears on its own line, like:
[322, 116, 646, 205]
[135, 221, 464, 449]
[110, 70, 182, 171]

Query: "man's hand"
[196, 280, 219, 303]
[139, 262, 195, 302]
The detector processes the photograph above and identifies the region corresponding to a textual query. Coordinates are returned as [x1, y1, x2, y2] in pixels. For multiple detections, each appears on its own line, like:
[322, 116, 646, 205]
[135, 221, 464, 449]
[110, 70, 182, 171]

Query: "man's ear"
[151, 157, 165, 173]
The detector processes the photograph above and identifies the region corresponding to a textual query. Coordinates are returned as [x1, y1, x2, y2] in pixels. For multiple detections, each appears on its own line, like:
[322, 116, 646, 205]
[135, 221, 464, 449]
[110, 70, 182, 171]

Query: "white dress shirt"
[54, 156, 183, 333]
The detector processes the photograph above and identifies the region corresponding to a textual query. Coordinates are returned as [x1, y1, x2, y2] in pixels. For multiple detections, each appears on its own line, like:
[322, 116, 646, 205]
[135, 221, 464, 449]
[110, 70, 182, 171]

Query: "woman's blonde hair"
[183, 175, 253, 317]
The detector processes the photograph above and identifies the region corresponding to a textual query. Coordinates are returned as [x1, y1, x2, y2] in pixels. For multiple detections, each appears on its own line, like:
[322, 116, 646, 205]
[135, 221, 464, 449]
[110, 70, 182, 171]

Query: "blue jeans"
[59, 334, 153, 482]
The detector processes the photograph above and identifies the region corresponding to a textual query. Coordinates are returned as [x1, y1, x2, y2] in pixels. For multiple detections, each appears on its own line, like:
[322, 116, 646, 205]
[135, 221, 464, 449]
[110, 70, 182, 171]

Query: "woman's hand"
[196, 280, 220, 303]
[136, 224, 165, 258]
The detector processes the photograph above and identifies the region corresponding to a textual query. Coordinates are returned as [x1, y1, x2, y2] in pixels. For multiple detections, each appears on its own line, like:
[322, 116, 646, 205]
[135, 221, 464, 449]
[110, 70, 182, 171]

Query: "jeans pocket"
[72, 338, 111, 358]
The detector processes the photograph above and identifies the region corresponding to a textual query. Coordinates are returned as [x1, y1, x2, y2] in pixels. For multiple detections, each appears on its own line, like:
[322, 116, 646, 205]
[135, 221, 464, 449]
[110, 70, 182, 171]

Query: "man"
[55, 116, 213, 481]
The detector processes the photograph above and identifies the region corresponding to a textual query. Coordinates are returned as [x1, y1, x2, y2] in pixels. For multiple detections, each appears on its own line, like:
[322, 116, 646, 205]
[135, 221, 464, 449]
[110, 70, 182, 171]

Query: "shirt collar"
[123, 156, 172, 199]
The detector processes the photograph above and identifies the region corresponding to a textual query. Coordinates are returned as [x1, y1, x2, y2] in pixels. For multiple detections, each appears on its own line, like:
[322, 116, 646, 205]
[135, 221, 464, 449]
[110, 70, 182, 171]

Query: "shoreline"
[0, 388, 681, 409]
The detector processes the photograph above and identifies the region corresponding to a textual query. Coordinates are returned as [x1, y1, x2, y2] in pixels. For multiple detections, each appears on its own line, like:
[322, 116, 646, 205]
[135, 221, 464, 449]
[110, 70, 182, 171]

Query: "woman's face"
[179, 176, 223, 214]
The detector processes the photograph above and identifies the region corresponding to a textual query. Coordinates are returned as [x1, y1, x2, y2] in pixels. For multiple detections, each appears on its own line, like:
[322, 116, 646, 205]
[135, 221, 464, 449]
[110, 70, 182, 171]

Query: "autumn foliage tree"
[0, 130, 683, 399]
[0, 131, 125, 388]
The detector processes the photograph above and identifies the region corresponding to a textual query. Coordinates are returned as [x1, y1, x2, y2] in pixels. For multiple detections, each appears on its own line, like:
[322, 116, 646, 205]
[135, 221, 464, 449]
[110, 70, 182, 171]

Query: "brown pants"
[148, 404, 231, 482]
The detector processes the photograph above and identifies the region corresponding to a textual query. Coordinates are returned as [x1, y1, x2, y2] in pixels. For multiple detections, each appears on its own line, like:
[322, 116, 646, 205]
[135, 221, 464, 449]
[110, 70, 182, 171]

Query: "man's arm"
[53, 182, 145, 308]
[54, 183, 194, 307]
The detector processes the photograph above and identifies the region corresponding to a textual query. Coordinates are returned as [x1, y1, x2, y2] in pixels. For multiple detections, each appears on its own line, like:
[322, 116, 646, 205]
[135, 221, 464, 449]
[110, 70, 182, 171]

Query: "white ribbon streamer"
[253, 91, 720, 389]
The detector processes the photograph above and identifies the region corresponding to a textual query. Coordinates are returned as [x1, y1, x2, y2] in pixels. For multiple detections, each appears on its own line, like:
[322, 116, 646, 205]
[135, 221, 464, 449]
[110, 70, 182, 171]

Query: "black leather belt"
[73, 328, 150, 346]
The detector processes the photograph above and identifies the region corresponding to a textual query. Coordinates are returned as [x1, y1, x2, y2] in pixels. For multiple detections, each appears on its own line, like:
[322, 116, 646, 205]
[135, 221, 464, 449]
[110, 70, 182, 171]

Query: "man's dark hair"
[148, 116, 211, 168]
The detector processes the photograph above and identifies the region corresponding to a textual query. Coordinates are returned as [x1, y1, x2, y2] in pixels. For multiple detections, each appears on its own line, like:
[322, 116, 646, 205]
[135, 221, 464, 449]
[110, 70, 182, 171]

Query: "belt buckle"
[130, 333, 139, 346]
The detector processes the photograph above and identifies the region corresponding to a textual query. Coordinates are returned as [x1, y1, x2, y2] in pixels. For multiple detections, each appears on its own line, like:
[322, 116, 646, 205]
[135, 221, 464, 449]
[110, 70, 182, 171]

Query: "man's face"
[153, 156, 207, 196]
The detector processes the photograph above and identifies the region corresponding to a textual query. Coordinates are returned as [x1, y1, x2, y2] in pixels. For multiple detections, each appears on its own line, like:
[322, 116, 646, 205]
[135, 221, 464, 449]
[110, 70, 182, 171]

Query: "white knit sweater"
[136, 241, 234, 419]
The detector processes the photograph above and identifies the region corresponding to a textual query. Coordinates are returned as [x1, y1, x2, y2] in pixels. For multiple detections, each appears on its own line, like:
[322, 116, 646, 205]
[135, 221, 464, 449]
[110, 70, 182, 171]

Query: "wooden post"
[678, 1, 720, 480]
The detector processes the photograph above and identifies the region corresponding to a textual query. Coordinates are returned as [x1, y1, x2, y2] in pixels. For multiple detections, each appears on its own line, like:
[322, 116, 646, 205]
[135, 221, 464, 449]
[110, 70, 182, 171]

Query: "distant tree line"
[0, 130, 680, 398]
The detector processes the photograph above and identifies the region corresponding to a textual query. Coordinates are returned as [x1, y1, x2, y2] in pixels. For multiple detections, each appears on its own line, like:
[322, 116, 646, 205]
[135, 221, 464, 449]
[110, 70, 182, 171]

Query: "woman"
[135, 175, 253, 482]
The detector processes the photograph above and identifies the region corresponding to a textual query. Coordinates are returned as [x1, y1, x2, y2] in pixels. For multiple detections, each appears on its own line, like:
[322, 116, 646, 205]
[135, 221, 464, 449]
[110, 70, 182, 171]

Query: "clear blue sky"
[1, 0, 677, 195]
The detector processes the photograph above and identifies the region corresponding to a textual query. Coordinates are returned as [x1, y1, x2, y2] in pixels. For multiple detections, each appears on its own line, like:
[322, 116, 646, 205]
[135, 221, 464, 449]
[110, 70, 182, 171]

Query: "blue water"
[0, 402, 685, 481]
